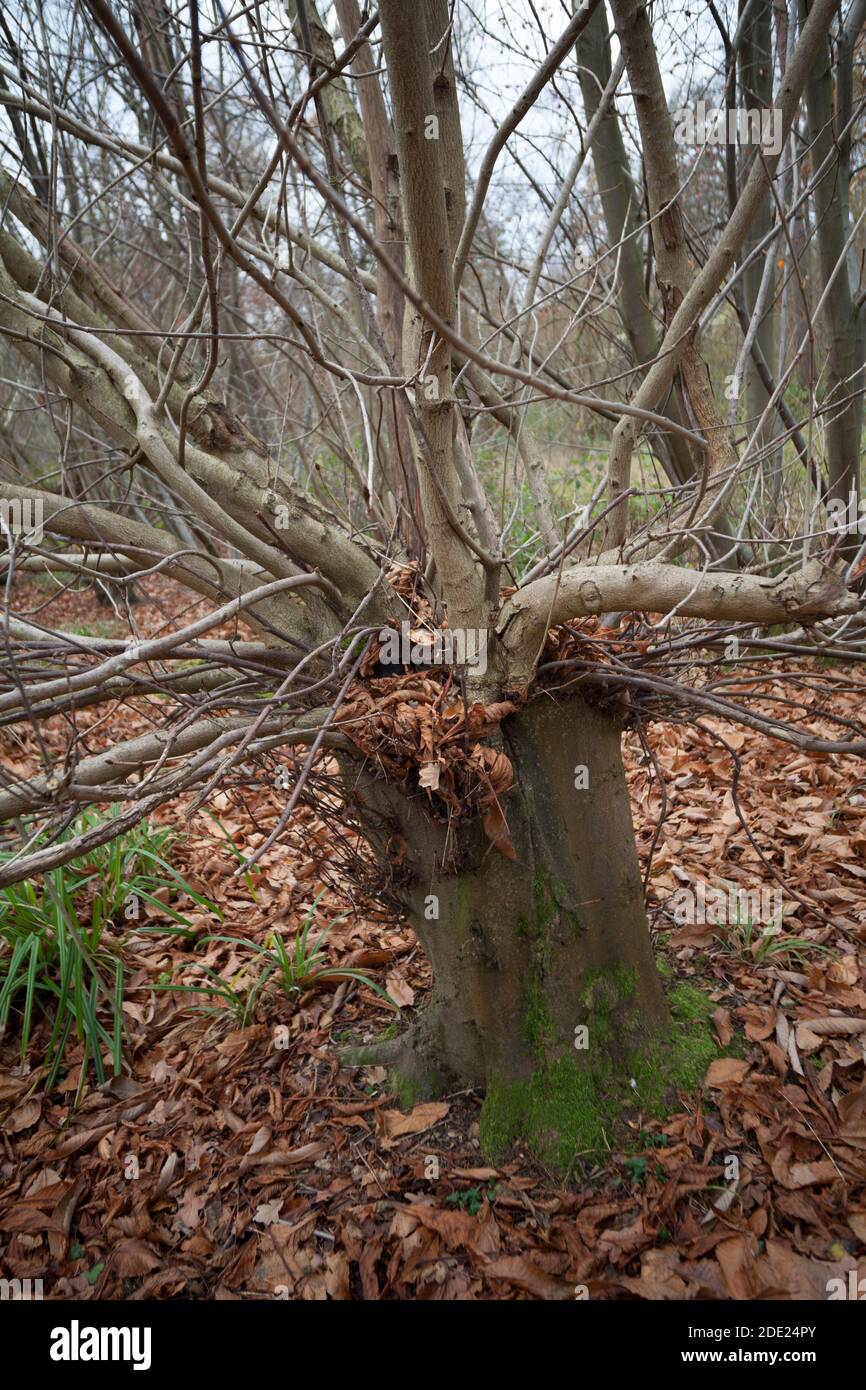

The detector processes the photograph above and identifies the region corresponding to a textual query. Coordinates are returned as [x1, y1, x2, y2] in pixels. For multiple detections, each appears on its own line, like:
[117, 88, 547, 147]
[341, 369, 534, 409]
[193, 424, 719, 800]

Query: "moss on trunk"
[479, 980, 722, 1172]
[346, 695, 723, 1174]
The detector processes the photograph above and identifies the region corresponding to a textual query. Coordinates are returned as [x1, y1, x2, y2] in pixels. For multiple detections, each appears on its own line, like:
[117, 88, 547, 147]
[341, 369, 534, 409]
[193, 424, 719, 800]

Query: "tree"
[0, 0, 862, 1170]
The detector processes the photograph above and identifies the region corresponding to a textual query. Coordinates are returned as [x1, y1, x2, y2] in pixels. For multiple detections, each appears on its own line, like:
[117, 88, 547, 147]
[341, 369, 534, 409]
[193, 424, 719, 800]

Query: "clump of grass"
[202, 810, 261, 902]
[165, 890, 391, 1021]
[717, 912, 834, 965]
[0, 810, 213, 1092]
[154, 960, 261, 1026]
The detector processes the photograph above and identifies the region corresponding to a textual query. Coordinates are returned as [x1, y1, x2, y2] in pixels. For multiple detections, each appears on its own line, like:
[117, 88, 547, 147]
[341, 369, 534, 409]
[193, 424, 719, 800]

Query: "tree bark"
[739, 0, 776, 452]
[800, 0, 866, 519]
[318, 0, 422, 554]
[608, 0, 742, 554]
[349, 695, 672, 1169]
[602, 0, 840, 557]
[378, 0, 492, 647]
[576, 2, 697, 488]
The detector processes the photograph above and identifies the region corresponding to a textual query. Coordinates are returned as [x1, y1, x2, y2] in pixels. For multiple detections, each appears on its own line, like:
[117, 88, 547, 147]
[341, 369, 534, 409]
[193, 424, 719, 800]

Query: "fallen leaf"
[482, 803, 517, 860]
[486, 1255, 573, 1299]
[385, 970, 415, 1007]
[7, 1099, 41, 1132]
[848, 1212, 866, 1242]
[409, 1202, 501, 1257]
[113, 1240, 161, 1277]
[254, 1198, 285, 1227]
[382, 1102, 449, 1138]
[712, 1007, 733, 1047]
[418, 762, 441, 791]
[705, 1058, 750, 1087]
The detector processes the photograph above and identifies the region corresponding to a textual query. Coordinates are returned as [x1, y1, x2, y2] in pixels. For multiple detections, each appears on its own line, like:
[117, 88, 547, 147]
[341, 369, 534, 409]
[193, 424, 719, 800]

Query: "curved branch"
[498, 559, 859, 686]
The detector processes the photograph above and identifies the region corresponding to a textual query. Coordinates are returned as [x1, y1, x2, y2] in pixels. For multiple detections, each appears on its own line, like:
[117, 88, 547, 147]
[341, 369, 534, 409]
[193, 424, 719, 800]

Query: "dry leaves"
[1, 577, 865, 1300]
[381, 1102, 449, 1139]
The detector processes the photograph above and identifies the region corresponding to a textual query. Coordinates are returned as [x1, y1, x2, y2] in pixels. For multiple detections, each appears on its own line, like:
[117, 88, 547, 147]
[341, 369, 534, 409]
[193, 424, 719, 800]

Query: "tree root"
[339, 1002, 484, 1105]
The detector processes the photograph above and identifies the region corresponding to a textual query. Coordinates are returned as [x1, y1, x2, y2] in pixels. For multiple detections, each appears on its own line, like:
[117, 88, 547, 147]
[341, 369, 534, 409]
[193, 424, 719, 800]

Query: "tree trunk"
[576, 1, 697, 489]
[739, 0, 775, 455]
[801, 0, 865, 523]
[349, 695, 701, 1172]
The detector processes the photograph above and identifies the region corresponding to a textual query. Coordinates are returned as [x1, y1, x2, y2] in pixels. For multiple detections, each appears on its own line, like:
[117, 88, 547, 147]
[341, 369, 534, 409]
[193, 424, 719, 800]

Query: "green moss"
[627, 1021, 718, 1114]
[629, 981, 738, 1114]
[480, 976, 736, 1175]
[480, 1056, 610, 1172]
[529, 867, 582, 941]
[523, 977, 557, 1054]
[668, 983, 715, 1021]
[576, 963, 639, 1050]
[341, 1044, 377, 1067]
[582, 962, 637, 1011]
[521, 870, 583, 1055]
[388, 1067, 420, 1110]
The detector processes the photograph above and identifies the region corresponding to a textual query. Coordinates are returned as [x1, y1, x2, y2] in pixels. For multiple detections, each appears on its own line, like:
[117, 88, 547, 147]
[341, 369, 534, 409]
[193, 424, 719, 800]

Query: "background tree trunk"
[801, 0, 866, 524]
[739, 0, 776, 457]
[576, 2, 697, 489]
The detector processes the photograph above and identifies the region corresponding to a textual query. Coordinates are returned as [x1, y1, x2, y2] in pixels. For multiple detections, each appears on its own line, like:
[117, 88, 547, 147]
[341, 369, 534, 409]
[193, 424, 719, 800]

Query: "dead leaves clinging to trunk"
[342, 648, 518, 854]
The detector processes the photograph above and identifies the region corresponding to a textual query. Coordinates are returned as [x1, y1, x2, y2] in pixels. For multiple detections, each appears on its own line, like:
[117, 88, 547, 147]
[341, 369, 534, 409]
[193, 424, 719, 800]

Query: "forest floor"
[1, 575, 865, 1301]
